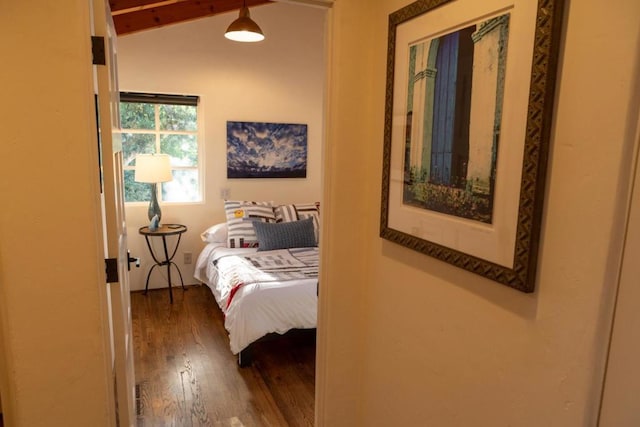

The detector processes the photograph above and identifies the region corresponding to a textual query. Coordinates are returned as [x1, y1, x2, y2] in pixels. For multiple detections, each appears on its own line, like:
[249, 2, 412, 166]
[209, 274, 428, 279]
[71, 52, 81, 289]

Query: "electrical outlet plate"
[184, 252, 192, 264]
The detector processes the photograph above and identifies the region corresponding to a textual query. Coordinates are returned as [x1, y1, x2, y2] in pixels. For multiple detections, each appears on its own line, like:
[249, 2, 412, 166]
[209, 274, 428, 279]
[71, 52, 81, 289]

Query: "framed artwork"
[227, 121, 308, 178]
[380, 0, 565, 292]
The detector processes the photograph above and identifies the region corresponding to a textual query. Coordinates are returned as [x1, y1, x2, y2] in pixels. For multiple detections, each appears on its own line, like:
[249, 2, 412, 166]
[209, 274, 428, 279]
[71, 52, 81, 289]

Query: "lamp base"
[149, 214, 160, 231]
[148, 182, 162, 223]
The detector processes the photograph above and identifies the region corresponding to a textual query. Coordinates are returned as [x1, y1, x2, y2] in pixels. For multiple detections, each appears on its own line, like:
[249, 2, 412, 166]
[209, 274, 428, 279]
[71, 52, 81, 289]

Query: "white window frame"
[119, 92, 203, 204]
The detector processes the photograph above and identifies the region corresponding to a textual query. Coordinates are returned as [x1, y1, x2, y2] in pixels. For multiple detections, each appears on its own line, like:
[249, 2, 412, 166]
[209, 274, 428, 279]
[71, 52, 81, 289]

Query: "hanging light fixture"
[224, 0, 265, 42]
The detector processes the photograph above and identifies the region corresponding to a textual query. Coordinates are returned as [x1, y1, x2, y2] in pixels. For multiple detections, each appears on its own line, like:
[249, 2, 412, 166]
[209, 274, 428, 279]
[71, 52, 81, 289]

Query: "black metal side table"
[138, 224, 187, 303]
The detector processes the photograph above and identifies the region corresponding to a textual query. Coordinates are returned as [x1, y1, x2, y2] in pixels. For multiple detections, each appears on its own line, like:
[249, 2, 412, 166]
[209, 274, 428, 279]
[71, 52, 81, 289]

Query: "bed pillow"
[224, 200, 276, 248]
[200, 222, 228, 243]
[253, 218, 317, 251]
[274, 202, 320, 243]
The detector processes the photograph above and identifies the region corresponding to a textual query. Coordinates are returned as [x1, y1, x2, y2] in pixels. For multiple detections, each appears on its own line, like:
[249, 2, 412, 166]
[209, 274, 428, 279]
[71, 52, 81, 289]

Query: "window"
[119, 92, 201, 203]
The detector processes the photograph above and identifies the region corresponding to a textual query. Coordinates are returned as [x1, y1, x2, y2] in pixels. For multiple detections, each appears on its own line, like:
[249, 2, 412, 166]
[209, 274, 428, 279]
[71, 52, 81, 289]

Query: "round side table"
[138, 224, 187, 303]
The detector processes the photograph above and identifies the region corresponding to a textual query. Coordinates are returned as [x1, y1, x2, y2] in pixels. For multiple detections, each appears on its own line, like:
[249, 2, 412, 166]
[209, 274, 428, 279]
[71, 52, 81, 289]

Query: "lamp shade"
[224, 5, 265, 42]
[134, 154, 173, 183]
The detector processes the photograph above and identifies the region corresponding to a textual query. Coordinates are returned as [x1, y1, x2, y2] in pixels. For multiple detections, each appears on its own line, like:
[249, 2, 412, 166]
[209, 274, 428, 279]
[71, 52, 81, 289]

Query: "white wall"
[116, 3, 326, 291]
[318, 0, 640, 425]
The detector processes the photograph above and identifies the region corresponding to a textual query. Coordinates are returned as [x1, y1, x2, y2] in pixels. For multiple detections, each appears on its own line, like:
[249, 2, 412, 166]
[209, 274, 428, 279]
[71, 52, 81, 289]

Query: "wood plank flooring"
[132, 285, 316, 427]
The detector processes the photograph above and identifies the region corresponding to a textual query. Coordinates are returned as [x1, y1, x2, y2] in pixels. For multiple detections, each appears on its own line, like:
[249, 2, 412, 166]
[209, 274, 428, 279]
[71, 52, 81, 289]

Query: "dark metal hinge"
[105, 257, 118, 283]
[91, 36, 106, 65]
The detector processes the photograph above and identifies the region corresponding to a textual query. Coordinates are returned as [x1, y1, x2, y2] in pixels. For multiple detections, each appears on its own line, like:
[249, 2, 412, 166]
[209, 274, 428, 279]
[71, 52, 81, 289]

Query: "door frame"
[92, 0, 137, 424]
[598, 107, 640, 425]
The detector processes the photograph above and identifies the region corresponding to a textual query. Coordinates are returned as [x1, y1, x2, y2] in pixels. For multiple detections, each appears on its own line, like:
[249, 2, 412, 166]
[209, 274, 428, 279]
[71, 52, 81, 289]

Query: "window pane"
[121, 133, 155, 166]
[120, 102, 155, 130]
[159, 104, 197, 131]
[160, 134, 198, 166]
[124, 170, 151, 202]
[162, 170, 200, 202]
[120, 93, 201, 204]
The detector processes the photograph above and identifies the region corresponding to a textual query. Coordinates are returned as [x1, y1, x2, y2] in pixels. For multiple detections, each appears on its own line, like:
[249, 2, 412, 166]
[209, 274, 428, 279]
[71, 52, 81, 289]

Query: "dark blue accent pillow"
[253, 218, 317, 251]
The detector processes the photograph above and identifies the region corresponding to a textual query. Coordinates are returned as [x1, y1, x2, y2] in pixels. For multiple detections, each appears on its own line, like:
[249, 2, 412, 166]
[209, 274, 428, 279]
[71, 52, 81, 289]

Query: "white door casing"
[92, 0, 137, 425]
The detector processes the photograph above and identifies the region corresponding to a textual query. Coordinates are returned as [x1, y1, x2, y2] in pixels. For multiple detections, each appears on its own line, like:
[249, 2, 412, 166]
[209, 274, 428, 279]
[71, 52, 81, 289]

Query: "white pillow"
[200, 222, 228, 243]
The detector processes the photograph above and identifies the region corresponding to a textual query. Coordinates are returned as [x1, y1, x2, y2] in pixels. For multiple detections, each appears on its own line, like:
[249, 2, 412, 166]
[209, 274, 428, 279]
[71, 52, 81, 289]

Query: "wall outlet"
[220, 187, 230, 200]
[183, 252, 192, 264]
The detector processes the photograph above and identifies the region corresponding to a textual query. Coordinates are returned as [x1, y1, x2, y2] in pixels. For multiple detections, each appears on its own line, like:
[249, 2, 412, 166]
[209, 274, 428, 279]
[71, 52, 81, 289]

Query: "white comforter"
[194, 243, 318, 354]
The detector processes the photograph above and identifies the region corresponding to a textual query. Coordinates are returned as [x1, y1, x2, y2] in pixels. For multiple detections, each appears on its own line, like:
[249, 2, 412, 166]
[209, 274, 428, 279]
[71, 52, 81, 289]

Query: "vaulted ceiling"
[109, 0, 273, 35]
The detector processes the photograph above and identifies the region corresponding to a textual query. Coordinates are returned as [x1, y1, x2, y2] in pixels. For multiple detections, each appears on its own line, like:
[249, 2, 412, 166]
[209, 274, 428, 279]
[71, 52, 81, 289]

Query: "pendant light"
[224, 0, 265, 42]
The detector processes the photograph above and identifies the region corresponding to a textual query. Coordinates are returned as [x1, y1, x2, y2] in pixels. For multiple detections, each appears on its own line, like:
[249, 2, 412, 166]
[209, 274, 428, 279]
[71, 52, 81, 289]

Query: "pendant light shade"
[224, 1, 265, 42]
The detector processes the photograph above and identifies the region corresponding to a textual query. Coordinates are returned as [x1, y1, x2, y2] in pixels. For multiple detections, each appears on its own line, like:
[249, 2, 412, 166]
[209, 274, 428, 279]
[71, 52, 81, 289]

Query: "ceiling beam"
[111, 0, 272, 35]
[110, 0, 177, 13]
[111, 0, 190, 16]
[268, 0, 333, 8]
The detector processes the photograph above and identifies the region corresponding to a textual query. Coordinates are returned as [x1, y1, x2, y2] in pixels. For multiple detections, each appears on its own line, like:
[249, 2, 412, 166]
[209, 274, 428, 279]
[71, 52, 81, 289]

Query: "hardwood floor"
[132, 285, 316, 427]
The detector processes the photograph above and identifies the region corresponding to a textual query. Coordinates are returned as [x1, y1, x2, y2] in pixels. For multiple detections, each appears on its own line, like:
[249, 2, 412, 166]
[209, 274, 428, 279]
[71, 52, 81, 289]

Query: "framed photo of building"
[380, 0, 565, 292]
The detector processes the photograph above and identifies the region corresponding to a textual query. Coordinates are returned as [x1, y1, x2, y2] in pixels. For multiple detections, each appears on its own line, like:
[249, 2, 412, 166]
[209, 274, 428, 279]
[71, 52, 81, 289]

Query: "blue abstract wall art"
[226, 121, 308, 179]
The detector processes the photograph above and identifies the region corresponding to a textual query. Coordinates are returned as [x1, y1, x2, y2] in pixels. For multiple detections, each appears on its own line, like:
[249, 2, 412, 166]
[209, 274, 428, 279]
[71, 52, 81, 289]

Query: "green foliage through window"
[118, 95, 200, 203]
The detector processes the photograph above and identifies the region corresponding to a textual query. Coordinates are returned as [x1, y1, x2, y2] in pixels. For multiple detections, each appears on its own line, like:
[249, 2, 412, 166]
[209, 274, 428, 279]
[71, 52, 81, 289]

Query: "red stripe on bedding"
[226, 282, 243, 310]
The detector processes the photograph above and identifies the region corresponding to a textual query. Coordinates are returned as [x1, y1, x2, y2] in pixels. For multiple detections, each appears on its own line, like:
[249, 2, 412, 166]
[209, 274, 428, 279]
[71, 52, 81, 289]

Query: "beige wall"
[1, 0, 638, 425]
[318, 0, 640, 425]
[116, 3, 326, 291]
[0, 0, 113, 425]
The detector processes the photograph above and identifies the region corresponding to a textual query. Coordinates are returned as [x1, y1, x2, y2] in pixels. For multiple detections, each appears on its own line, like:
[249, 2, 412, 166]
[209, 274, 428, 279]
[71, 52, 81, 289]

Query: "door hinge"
[105, 257, 118, 283]
[91, 36, 106, 65]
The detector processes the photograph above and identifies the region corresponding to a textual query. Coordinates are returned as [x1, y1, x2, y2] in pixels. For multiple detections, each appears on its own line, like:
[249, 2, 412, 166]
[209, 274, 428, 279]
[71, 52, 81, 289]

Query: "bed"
[194, 200, 320, 366]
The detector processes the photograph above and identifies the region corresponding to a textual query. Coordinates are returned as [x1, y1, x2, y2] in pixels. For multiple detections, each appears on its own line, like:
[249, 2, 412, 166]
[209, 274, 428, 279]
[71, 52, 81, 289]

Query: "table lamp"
[134, 153, 173, 225]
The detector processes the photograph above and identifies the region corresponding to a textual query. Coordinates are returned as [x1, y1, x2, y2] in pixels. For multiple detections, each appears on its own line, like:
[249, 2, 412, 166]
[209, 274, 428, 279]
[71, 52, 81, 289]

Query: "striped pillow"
[274, 202, 320, 243]
[224, 200, 276, 248]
